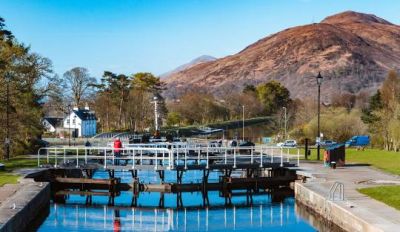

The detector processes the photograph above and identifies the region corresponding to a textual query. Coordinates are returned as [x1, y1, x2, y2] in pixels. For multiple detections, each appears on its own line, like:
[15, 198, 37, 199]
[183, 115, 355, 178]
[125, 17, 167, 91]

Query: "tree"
[63, 67, 96, 107]
[256, 81, 291, 115]
[0, 17, 53, 159]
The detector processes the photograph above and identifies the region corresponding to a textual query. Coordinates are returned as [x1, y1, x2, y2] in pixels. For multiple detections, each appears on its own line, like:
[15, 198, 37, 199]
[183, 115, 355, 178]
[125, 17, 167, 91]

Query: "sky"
[1, 0, 399, 79]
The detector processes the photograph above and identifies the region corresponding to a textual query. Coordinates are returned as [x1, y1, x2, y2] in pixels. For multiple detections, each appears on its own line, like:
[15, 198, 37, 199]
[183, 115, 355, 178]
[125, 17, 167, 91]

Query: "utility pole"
[242, 105, 245, 141]
[283, 107, 287, 140]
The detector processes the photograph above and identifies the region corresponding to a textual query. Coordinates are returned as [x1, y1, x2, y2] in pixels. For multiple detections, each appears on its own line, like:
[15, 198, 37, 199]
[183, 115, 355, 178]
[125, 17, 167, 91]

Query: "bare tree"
[63, 67, 96, 107]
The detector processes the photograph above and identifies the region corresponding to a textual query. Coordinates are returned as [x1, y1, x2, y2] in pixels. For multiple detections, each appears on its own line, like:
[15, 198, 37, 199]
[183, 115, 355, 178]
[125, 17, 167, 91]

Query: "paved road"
[297, 162, 400, 232]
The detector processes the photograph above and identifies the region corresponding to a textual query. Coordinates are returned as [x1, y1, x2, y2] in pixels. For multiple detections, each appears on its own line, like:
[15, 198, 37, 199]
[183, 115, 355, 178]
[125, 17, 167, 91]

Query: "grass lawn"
[358, 186, 400, 210]
[290, 147, 400, 176]
[0, 157, 38, 187]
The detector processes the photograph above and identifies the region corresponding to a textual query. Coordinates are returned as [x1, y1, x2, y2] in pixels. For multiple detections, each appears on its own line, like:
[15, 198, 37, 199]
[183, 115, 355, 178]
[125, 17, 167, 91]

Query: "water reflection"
[39, 170, 318, 231]
[40, 198, 317, 232]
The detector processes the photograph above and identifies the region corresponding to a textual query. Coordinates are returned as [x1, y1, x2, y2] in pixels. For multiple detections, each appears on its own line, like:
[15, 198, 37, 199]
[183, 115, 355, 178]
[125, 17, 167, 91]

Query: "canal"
[36, 169, 339, 231]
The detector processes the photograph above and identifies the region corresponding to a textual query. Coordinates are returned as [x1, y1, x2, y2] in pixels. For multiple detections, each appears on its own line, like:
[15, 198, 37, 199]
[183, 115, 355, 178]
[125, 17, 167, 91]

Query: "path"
[296, 162, 400, 232]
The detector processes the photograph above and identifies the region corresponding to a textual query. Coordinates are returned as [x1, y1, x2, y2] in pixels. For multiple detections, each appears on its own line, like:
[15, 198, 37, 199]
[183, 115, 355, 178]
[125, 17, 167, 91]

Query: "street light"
[316, 72, 323, 161]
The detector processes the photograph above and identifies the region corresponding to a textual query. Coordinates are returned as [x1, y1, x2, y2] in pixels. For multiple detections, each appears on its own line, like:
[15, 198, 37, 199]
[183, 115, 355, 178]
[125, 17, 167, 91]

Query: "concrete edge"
[0, 179, 50, 232]
[294, 182, 384, 232]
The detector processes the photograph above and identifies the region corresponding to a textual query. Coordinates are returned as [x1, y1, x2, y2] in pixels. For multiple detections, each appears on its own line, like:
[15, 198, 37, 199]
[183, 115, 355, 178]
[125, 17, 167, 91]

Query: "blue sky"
[1, 0, 399, 78]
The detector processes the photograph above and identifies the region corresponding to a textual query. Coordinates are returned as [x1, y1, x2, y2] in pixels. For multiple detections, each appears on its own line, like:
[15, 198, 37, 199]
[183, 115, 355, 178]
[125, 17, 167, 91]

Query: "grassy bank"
[292, 148, 400, 175]
[0, 157, 37, 187]
[358, 186, 400, 210]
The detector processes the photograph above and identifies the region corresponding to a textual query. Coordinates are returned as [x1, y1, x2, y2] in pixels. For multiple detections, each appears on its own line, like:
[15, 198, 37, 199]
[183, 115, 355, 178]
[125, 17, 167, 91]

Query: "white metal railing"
[37, 144, 301, 170]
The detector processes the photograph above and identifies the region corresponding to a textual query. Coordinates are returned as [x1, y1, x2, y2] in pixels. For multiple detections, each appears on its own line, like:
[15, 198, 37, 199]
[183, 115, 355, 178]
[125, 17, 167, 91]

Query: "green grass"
[0, 157, 38, 187]
[358, 186, 400, 210]
[346, 149, 400, 175]
[290, 147, 400, 175]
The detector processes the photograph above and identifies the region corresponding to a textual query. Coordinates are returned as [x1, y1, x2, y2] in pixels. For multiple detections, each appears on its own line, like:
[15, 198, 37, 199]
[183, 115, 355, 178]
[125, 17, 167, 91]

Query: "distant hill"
[160, 55, 216, 79]
[163, 11, 400, 100]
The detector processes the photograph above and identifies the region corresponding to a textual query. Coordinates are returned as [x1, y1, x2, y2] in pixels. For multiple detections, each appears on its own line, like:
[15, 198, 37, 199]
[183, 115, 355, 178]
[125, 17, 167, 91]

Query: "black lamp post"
[316, 72, 323, 160]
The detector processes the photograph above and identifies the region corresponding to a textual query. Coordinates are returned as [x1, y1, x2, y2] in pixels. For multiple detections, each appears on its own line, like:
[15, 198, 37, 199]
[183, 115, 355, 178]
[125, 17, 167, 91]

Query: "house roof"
[44, 117, 64, 128]
[73, 109, 97, 121]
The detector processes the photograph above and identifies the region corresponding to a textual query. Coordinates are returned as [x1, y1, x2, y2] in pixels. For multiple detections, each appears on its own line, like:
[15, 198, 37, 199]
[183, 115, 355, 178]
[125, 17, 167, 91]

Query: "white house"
[42, 117, 64, 133]
[64, 105, 97, 137]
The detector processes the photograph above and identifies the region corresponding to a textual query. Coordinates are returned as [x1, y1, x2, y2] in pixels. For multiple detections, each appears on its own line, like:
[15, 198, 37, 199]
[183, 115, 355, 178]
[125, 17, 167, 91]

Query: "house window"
[66, 119, 70, 124]
[72, 119, 76, 124]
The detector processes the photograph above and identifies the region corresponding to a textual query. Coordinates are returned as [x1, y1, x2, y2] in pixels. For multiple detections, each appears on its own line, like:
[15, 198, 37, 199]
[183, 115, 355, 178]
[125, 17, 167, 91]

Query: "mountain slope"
[160, 55, 216, 79]
[164, 11, 400, 100]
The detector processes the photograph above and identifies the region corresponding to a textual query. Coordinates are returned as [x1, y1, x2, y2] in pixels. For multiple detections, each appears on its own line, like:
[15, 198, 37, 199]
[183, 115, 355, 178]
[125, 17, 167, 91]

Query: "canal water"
[37, 170, 329, 232]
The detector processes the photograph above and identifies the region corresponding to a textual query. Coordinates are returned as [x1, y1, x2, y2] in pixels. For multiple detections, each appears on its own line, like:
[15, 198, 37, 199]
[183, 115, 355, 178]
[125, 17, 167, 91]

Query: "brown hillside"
[163, 11, 400, 100]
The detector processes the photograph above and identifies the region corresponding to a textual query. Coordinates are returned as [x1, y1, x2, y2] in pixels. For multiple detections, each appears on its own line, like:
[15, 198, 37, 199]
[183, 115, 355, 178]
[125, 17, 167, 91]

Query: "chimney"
[84, 103, 90, 110]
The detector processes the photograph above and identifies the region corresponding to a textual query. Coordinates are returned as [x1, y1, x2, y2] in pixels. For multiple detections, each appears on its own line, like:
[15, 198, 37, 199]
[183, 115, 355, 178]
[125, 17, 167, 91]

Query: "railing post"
[140, 150, 143, 165]
[85, 148, 88, 164]
[233, 148, 237, 168]
[206, 146, 209, 169]
[280, 148, 283, 167]
[271, 147, 274, 163]
[260, 147, 263, 168]
[251, 147, 254, 164]
[63, 148, 66, 164]
[55, 148, 58, 167]
[287, 148, 290, 162]
[104, 148, 107, 168]
[224, 149, 227, 165]
[132, 149, 135, 169]
[76, 148, 79, 168]
[197, 146, 201, 165]
[46, 149, 49, 164]
[170, 149, 175, 170]
[155, 150, 158, 170]
[37, 149, 41, 167]
[184, 148, 188, 170]
[297, 149, 300, 166]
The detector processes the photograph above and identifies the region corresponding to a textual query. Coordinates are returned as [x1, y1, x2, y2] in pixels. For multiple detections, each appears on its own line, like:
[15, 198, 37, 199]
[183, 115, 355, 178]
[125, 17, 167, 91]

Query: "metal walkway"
[37, 143, 301, 171]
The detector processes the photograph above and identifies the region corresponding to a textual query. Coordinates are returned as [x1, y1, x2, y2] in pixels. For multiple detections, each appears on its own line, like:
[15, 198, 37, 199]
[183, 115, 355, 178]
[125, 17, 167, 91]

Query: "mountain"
[160, 55, 216, 78]
[163, 11, 400, 100]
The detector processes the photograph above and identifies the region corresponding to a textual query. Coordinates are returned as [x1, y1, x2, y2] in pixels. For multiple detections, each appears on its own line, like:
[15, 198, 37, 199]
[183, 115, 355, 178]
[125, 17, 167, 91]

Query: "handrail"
[37, 144, 302, 170]
[328, 182, 344, 201]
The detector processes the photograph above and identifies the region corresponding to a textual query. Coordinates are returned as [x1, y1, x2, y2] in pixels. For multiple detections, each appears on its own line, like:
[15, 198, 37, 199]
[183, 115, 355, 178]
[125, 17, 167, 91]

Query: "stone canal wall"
[295, 182, 383, 232]
[0, 179, 50, 232]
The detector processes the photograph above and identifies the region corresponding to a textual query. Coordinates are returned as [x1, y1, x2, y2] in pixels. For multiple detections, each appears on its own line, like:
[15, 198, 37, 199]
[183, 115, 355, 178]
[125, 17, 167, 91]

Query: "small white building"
[42, 117, 64, 133]
[64, 105, 97, 137]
